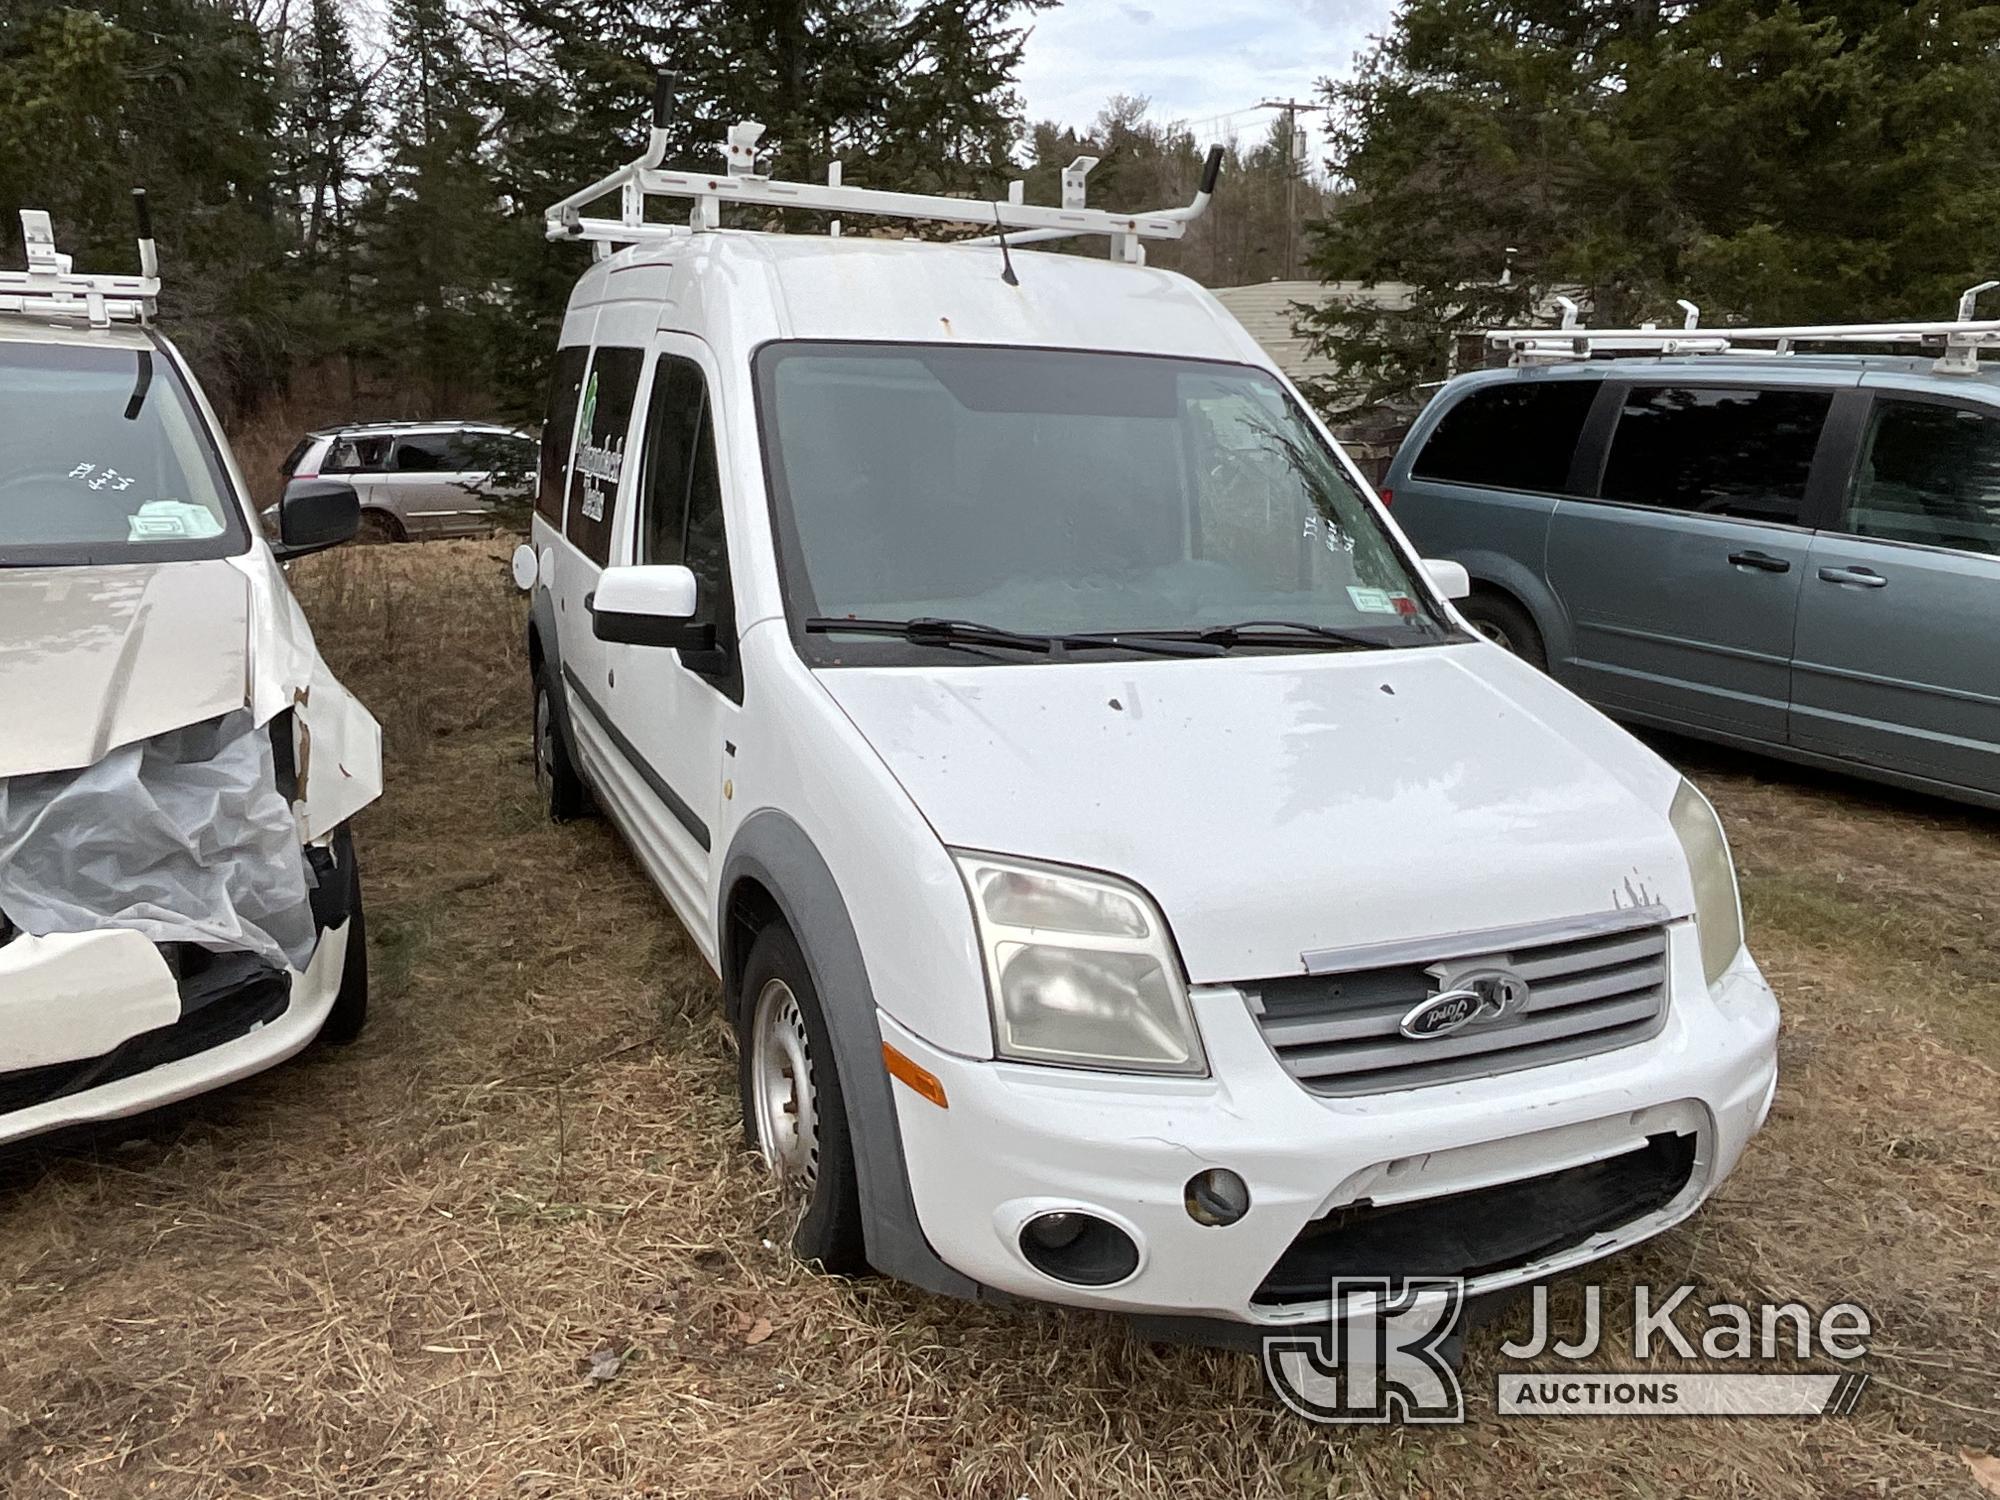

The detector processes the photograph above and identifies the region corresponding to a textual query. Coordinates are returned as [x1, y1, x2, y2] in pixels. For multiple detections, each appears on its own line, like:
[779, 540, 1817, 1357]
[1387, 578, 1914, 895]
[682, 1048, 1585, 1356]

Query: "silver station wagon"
[274, 421, 537, 542]
[1387, 318, 2000, 810]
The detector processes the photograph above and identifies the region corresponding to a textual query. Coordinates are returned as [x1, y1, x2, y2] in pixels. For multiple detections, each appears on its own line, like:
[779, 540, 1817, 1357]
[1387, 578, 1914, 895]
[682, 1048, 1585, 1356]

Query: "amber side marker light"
[882, 1043, 949, 1109]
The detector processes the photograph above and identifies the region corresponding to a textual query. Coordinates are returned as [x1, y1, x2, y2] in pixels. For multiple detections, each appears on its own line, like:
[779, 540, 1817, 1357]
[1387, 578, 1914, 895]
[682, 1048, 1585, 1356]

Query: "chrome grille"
[1250, 919, 1671, 1096]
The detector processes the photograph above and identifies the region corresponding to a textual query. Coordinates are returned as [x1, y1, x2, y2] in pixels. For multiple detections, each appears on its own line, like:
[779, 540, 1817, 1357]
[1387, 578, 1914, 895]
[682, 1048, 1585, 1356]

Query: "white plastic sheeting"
[0, 710, 316, 970]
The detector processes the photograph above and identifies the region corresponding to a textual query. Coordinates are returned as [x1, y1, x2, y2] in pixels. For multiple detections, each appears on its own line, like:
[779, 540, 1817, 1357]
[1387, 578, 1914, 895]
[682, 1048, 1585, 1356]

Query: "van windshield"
[754, 344, 1451, 663]
[0, 340, 248, 567]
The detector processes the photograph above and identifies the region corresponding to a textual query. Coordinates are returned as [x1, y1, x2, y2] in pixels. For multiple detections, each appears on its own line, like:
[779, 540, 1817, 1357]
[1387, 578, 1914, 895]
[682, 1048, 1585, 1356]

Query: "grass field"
[2, 540, 1995, 1498]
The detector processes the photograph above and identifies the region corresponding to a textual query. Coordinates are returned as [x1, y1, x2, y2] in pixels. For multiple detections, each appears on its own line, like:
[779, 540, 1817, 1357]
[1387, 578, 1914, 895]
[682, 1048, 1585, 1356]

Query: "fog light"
[1184, 1168, 1250, 1227]
[1018, 1211, 1139, 1286]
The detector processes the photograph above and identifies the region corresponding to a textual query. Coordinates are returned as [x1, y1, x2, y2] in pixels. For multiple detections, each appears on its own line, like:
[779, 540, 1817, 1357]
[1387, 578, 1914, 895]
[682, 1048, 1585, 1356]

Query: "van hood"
[0, 560, 249, 779]
[817, 646, 1694, 985]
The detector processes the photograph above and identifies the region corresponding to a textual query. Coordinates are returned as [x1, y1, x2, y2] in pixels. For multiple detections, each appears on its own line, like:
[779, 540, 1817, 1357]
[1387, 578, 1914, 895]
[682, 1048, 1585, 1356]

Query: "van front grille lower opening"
[1253, 1132, 1698, 1305]
[1249, 921, 1671, 1096]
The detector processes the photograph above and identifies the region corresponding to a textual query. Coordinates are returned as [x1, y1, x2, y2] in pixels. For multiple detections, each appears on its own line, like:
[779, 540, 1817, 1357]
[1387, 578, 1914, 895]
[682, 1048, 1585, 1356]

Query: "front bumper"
[0, 920, 350, 1148]
[883, 921, 1778, 1327]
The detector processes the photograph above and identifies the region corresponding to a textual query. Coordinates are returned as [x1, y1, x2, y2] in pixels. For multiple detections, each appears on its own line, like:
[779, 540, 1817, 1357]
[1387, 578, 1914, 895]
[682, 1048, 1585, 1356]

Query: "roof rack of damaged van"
[1489, 283, 2000, 376]
[545, 70, 1224, 265]
[0, 193, 159, 328]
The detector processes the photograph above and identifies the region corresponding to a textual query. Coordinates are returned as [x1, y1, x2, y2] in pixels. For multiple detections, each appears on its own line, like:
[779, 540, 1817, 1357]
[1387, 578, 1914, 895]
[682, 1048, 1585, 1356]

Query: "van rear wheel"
[1461, 592, 1548, 672]
[532, 666, 591, 822]
[737, 924, 867, 1275]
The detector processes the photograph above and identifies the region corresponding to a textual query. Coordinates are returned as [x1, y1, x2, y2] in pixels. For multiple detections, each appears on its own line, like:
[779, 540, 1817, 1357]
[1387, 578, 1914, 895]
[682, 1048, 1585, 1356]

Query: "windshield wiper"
[1115, 619, 1398, 651]
[806, 616, 1223, 658]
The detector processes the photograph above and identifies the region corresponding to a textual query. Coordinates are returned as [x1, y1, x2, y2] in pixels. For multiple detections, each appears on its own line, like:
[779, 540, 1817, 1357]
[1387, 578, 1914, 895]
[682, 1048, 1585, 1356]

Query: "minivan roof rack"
[1489, 284, 2000, 376]
[0, 193, 159, 328]
[545, 70, 1224, 265]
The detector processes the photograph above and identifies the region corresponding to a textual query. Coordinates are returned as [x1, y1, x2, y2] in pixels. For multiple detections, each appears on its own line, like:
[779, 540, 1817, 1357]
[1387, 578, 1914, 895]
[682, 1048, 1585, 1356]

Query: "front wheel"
[737, 924, 867, 1274]
[318, 832, 369, 1045]
[1460, 591, 1549, 672]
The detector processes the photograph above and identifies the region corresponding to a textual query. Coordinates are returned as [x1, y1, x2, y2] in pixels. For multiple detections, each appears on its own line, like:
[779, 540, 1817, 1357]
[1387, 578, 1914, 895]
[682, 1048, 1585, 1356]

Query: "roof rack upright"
[1488, 282, 2000, 376]
[0, 191, 159, 328]
[545, 70, 1225, 265]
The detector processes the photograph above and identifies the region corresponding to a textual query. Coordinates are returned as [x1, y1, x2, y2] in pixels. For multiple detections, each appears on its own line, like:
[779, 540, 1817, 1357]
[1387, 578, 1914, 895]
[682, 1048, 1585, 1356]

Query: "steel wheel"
[533, 684, 554, 797]
[750, 977, 820, 1193]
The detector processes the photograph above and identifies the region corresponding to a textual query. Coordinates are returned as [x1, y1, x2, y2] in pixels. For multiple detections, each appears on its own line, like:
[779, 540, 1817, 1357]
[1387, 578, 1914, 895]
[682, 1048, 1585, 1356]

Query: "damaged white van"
[0, 205, 381, 1147]
[521, 89, 1779, 1344]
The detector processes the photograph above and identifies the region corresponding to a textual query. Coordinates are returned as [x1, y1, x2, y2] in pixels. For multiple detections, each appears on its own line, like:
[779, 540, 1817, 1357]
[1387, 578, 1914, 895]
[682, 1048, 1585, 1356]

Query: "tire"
[736, 923, 867, 1275]
[1461, 590, 1549, 672]
[532, 663, 591, 822]
[318, 833, 369, 1045]
[355, 511, 402, 545]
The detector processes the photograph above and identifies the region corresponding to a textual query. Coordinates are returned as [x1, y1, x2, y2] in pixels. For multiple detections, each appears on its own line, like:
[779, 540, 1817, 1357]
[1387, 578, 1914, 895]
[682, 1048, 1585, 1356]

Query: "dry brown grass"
[1, 541, 1995, 1498]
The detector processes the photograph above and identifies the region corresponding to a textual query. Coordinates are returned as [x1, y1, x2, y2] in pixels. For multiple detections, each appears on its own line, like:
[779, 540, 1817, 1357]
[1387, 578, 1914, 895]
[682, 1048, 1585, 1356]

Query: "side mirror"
[273, 479, 361, 559]
[1423, 558, 1472, 601]
[590, 564, 705, 648]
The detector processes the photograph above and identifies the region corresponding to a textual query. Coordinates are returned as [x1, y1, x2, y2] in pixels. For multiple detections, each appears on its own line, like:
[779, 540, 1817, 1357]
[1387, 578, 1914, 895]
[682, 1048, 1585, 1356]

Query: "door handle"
[1728, 550, 1792, 574]
[1817, 566, 1888, 589]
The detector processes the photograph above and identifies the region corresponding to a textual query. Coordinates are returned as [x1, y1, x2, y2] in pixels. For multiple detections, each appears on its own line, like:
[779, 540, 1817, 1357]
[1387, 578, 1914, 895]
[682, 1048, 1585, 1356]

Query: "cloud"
[1017, 0, 1394, 162]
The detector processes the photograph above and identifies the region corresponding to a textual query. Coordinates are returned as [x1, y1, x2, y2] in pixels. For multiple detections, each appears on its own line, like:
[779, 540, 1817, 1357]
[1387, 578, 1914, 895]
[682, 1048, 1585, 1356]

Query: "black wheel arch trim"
[527, 587, 582, 768]
[719, 808, 986, 1301]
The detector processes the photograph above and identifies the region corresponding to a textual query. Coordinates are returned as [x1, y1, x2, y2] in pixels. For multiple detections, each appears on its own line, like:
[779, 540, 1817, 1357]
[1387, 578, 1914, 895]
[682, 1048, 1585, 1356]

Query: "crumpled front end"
[0, 548, 382, 1140]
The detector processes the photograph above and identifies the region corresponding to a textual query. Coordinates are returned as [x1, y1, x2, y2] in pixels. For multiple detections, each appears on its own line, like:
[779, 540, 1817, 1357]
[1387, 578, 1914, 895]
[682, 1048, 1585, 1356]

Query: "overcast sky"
[1016, 0, 1398, 168]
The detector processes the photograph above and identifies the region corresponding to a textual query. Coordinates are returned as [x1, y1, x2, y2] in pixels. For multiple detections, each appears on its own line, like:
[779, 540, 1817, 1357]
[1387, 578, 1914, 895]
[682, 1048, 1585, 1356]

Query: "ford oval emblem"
[1399, 968, 1531, 1040]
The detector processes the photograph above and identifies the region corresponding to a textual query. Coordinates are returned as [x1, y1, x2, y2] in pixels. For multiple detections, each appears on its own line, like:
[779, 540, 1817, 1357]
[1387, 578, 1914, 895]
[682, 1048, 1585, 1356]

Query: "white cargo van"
[518, 86, 1778, 1343]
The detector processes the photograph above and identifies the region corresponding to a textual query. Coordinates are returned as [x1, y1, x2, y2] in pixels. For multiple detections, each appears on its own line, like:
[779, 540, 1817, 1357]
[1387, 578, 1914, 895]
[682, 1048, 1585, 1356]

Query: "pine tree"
[1298, 0, 2000, 413]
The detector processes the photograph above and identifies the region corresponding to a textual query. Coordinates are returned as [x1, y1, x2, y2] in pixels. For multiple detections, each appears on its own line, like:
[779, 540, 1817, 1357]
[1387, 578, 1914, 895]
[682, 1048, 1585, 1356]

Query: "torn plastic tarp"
[0, 710, 316, 971]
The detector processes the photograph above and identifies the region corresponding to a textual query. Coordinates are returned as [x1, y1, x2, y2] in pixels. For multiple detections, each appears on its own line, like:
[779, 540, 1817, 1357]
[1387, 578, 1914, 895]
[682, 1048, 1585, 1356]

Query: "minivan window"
[565, 346, 643, 566]
[1411, 380, 1598, 493]
[392, 433, 454, 472]
[0, 341, 248, 567]
[1600, 386, 1830, 525]
[325, 434, 391, 475]
[637, 353, 740, 697]
[1843, 398, 2000, 558]
[537, 345, 590, 526]
[755, 344, 1449, 662]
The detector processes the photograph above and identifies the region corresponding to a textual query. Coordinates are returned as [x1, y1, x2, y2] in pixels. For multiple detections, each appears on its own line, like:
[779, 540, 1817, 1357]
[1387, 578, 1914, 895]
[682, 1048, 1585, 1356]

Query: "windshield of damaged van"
[755, 344, 1450, 662]
[0, 342, 247, 566]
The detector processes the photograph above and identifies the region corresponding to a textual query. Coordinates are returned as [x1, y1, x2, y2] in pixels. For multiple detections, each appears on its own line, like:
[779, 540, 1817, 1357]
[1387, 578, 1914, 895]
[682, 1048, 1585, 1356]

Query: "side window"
[537, 345, 590, 526]
[637, 353, 739, 697]
[1410, 381, 1598, 493]
[391, 434, 453, 473]
[1841, 399, 2000, 558]
[565, 346, 644, 566]
[1600, 386, 1830, 524]
[325, 435, 390, 475]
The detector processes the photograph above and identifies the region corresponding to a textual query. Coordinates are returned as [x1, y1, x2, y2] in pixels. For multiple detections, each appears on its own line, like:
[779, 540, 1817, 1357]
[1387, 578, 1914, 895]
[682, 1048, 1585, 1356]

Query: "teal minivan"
[1386, 355, 2000, 809]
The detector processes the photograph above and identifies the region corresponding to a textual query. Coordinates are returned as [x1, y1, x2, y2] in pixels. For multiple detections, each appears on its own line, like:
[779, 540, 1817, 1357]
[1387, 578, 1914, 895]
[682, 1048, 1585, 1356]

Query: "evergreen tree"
[1299, 0, 2000, 413]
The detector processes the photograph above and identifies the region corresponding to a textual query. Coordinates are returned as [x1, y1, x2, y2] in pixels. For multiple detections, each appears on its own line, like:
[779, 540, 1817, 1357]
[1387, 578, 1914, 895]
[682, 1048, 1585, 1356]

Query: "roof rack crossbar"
[1490, 283, 2000, 375]
[1, 195, 160, 328]
[546, 69, 1222, 264]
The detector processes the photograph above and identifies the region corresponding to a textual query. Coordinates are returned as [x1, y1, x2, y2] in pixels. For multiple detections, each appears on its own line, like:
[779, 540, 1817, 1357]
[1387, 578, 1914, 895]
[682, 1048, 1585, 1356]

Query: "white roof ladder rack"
[546, 71, 1225, 264]
[0, 191, 160, 327]
[1490, 282, 2000, 376]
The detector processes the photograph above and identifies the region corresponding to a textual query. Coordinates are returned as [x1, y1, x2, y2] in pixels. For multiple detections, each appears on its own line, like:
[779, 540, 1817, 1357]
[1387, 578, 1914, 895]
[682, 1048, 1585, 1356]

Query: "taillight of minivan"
[1378, 486, 1393, 508]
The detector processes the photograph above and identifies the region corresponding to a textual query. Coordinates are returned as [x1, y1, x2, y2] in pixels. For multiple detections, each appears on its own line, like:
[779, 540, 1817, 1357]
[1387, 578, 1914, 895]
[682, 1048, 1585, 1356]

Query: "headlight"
[953, 852, 1206, 1075]
[1669, 779, 1744, 987]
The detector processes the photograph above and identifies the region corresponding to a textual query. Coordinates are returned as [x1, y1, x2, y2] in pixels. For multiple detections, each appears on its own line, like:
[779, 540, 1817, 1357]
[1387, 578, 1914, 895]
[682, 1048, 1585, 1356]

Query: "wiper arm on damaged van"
[805, 616, 1223, 658]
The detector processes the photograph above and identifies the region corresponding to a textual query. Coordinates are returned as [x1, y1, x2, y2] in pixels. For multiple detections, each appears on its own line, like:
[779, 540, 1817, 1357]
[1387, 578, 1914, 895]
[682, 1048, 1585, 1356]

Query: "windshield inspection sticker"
[1347, 586, 1397, 614]
[127, 500, 224, 541]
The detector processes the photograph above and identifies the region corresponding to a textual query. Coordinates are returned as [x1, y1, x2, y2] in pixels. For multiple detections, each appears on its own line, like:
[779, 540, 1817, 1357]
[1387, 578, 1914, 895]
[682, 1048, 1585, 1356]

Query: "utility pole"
[1256, 98, 1309, 279]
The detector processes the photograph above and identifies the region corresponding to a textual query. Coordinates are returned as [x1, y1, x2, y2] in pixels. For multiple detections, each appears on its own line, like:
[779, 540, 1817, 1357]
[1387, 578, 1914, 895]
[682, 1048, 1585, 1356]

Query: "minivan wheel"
[532, 667, 590, 822]
[737, 924, 867, 1274]
[355, 511, 401, 545]
[1461, 592, 1548, 672]
[318, 833, 369, 1045]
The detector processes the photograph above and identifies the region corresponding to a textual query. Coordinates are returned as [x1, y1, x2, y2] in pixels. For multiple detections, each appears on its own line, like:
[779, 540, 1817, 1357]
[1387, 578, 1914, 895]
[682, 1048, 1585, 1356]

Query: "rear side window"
[325, 434, 391, 474]
[1843, 398, 2000, 557]
[565, 346, 643, 565]
[537, 345, 590, 526]
[1600, 386, 1830, 524]
[1411, 381, 1598, 493]
[391, 433, 454, 472]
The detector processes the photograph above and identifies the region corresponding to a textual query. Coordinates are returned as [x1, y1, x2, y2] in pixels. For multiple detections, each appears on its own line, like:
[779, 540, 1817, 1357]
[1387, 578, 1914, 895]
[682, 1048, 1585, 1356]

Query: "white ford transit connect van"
[518, 93, 1778, 1343]
[1, 205, 382, 1147]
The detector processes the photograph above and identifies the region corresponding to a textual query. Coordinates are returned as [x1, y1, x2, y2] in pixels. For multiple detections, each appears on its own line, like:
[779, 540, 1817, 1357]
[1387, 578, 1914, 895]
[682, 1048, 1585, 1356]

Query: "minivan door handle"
[1728, 550, 1792, 574]
[1817, 566, 1888, 589]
